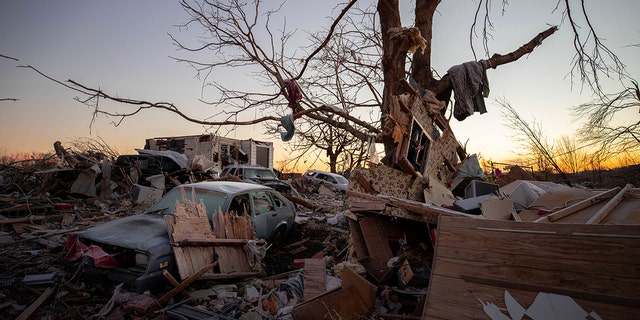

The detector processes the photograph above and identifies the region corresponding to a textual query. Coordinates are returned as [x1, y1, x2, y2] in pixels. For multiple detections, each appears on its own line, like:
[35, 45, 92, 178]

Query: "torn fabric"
[64, 234, 119, 268]
[284, 79, 302, 113]
[280, 114, 295, 142]
[447, 61, 490, 121]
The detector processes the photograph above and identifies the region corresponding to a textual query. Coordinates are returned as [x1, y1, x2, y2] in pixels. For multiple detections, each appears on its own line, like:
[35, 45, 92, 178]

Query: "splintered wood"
[211, 207, 259, 275]
[212, 207, 254, 240]
[166, 187, 261, 281]
[165, 188, 216, 280]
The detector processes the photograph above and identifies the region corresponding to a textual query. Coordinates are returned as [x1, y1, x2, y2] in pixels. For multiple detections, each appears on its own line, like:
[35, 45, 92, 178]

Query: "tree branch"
[432, 26, 558, 97]
[294, 0, 358, 80]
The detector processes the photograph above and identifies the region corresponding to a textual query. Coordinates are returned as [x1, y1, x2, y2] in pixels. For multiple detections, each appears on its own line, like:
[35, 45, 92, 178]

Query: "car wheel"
[269, 226, 287, 249]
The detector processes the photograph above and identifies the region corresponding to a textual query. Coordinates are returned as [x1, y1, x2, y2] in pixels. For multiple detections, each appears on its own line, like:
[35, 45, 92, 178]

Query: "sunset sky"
[1, 1, 638, 169]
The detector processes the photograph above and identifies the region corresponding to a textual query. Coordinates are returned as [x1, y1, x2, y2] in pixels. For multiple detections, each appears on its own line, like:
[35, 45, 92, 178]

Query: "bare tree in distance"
[572, 81, 640, 157]
[556, 135, 588, 176]
[500, 100, 572, 186]
[4, 0, 635, 171]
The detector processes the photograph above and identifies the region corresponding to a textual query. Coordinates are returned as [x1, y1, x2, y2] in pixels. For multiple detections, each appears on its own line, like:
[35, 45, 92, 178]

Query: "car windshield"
[333, 175, 348, 184]
[244, 168, 277, 179]
[148, 187, 227, 218]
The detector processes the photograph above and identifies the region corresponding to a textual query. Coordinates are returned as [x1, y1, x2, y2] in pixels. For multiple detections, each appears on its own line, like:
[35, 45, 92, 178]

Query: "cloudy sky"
[1, 1, 638, 167]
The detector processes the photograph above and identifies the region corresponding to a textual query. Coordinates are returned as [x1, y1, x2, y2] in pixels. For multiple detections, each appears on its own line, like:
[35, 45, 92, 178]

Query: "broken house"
[145, 134, 275, 171]
[336, 81, 640, 319]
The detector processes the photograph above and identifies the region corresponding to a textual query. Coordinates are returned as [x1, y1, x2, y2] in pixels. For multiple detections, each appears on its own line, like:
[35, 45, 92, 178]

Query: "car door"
[250, 190, 284, 241]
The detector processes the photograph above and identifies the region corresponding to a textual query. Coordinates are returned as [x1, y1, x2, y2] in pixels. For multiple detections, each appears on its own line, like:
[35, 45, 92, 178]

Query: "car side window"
[271, 192, 286, 209]
[229, 194, 250, 216]
[252, 191, 274, 215]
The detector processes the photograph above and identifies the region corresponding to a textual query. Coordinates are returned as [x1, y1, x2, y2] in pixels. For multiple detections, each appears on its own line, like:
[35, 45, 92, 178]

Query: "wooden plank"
[423, 216, 640, 320]
[291, 286, 368, 320]
[354, 171, 378, 194]
[163, 270, 190, 298]
[437, 214, 640, 236]
[215, 246, 248, 274]
[586, 184, 634, 224]
[358, 215, 393, 281]
[359, 216, 393, 261]
[432, 255, 640, 300]
[348, 218, 368, 259]
[437, 224, 640, 264]
[535, 187, 620, 222]
[15, 287, 54, 320]
[158, 261, 218, 305]
[461, 274, 640, 308]
[175, 238, 248, 246]
[436, 246, 638, 279]
[341, 266, 377, 310]
[303, 258, 327, 301]
[378, 194, 484, 219]
[166, 199, 217, 280]
[198, 271, 260, 280]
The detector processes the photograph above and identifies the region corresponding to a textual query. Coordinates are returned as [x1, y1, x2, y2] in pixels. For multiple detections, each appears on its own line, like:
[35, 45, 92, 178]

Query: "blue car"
[64, 181, 296, 292]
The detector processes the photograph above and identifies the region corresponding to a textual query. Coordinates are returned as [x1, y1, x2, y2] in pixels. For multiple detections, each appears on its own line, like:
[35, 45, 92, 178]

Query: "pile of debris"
[1, 88, 639, 319]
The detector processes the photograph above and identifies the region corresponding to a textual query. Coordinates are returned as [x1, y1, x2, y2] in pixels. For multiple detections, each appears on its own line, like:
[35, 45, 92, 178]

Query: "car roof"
[224, 165, 271, 169]
[179, 181, 272, 194]
[305, 169, 341, 176]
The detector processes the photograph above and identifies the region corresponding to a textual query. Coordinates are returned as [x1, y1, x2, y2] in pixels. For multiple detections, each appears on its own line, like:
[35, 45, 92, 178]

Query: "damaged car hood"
[78, 213, 169, 252]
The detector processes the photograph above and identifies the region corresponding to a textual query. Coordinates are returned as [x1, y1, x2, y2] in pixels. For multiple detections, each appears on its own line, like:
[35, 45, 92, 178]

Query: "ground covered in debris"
[0, 174, 351, 320]
[2, 145, 638, 320]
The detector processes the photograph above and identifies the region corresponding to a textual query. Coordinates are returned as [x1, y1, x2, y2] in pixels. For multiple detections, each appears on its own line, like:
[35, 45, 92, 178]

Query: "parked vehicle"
[220, 164, 294, 195]
[64, 181, 296, 292]
[302, 169, 349, 192]
[113, 149, 216, 189]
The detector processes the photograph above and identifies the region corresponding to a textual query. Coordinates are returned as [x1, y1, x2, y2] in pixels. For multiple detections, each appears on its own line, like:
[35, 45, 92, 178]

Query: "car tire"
[269, 226, 287, 249]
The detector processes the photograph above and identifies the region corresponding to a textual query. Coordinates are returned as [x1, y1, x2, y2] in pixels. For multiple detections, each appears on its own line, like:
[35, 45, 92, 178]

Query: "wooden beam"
[535, 187, 621, 222]
[163, 270, 190, 298]
[511, 208, 522, 222]
[158, 261, 218, 304]
[16, 287, 54, 320]
[198, 271, 260, 280]
[354, 171, 378, 194]
[586, 184, 634, 224]
[175, 238, 248, 247]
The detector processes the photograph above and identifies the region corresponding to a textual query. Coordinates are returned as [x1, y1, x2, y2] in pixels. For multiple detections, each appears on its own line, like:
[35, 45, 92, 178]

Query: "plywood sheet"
[423, 216, 640, 320]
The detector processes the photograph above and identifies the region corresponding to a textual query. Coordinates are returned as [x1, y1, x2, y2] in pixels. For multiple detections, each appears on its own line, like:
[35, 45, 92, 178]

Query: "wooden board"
[166, 198, 216, 280]
[166, 191, 261, 280]
[303, 258, 327, 301]
[423, 216, 640, 319]
[358, 215, 393, 282]
[211, 208, 260, 275]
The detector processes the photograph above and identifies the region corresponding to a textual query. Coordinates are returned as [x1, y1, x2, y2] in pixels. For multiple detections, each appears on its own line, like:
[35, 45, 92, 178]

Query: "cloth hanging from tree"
[284, 79, 303, 114]
[280, 114, 295, 142]
[447, 61, 490, 121]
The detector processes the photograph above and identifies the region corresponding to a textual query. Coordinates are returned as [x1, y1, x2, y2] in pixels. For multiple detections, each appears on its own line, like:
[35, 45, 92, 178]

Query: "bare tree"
[6, 0, 632, 172]
[273, 5, 383, 173]
[572, 81, 640, 157]
[500, 100, 572, 186]
[556, 135, 588, 176]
